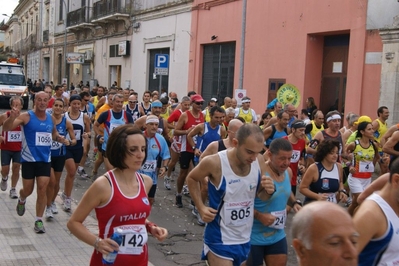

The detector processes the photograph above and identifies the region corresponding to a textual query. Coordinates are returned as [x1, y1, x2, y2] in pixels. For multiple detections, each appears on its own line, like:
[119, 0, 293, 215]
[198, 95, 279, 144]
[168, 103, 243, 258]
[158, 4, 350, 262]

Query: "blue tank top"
[266, 124, 287, 147]
[126, 104, 140, 122]
[65, 112, 85, 150]
[21, 110, 53, 163]
[51, 116, 67, 157]
[198, 122, 221, 152]
[141, 102, 151, 115]
[102, 110, 128, 151]
[250, 170, 291, 245]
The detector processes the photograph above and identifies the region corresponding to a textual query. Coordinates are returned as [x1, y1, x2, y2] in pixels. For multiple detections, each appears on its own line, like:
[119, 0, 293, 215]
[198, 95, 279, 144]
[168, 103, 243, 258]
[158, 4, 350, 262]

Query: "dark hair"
[210, 106, 225, 116]
[53, 98, 65, 106]
[301, 109, 308, 116]
[236, 116, 246, 124]
[79, 91, 90, 99]
[314, 140, 340, 162]
[187, 91, 196, 97]
[269, 138, 293, 155]
[55, 85, 63, 91]
[277, 110, 288, 119]
[106, 125, 147, 170]
[377, 106, 388, 117]
[171, 97, 178, 103]
[307, 97, 316, 107]
[259, 112, 272, 126]
[356, 121, 371, 138]
[160, 97, 168, 105]
[236, 123, 263, 145]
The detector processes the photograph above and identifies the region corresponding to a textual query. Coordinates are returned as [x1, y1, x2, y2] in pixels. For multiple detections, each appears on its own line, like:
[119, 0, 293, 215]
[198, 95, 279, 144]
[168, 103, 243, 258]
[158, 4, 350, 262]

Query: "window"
[59, 1, 63, 21]
[81, 0, 86, 7]
[31, 19, 33, 31]
[109, 45, 120, 58]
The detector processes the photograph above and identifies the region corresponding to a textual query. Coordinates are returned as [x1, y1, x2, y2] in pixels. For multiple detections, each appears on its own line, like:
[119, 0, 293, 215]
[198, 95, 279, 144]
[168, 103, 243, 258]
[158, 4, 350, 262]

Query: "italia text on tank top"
[21, 110, 53, 163]
[180, 110, 204, 153]
[51, 116, 67, 157]
[1, 111, 22, 151]
[65, 111, 85, 149]
[92, 170, 151, 266]
[305, 162, 340, 204]
[359, 193, 399, 266]
[204, 150, 261, 245]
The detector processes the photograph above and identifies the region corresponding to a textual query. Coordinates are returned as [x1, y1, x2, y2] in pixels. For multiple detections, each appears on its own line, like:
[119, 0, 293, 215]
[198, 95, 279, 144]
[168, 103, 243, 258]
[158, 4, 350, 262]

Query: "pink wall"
[189, 0, 381, 116]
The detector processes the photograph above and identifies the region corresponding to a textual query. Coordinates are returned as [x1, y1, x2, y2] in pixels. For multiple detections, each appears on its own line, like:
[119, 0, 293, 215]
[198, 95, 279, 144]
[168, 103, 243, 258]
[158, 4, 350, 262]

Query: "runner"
[45, 98, 76, 219]
[354, 157, 399, 265]
[246, 138, 302, 266]
[235, 96, 257, 124]
[140, 91, 152, 115]
[372, 106, 390, 175]
[0, 96, 24, 198]
[263, 111, 289, 150]
[139, 115, 170, 206]
[187, 123, 275, 266]
[62, 95, 91, 212]
[124, 94, 142, 122]
[3, 91, 69, 233]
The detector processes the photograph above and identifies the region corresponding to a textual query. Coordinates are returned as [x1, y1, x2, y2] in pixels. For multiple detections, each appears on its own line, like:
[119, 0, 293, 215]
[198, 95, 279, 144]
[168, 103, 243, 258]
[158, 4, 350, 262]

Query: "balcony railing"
[43, 30, 49, 42]
[67, 6, 91, 27]
[92, 0, 130, 21]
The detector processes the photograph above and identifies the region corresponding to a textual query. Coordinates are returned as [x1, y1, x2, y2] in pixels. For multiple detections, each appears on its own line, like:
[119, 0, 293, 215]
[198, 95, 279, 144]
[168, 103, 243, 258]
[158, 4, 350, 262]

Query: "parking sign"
[154, 54, 169, 75]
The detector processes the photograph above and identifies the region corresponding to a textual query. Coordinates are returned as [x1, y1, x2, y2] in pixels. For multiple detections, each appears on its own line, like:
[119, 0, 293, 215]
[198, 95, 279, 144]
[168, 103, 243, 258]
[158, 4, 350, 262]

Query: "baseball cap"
[210, 97, 217, 102]
[191, 94, 204, 102]
[354, 115, 372, 125]
[69, 95, 82, 102]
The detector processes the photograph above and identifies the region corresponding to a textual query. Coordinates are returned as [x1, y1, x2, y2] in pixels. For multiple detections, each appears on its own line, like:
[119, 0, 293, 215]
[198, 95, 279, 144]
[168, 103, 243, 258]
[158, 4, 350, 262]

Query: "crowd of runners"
[0, 83, 398, 265]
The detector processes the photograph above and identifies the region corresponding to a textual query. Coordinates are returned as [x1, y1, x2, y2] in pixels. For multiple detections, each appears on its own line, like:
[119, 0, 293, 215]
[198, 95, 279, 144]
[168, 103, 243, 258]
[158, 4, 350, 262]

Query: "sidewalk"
[0, 184, 154, 266]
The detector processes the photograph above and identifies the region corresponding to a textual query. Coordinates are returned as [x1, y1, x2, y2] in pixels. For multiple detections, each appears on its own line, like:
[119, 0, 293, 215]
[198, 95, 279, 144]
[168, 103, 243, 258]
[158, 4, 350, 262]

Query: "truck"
[0, 59, 29, 109]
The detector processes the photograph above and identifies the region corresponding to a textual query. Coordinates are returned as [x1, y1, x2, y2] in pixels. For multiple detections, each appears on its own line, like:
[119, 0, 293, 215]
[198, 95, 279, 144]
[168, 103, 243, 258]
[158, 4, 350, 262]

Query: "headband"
[146, 117, 159, 124]
[326, 114, 341, 123]
[151, 101, 162, 108]
[241, 99, 251, 103]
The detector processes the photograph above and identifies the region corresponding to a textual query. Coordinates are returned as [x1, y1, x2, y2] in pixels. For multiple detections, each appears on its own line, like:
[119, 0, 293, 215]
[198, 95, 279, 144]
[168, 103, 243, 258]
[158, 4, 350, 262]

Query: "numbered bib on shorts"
[35, 132, 52, 146]
[115, 225, 148, 255]
[141, 160, 156, 172]
[290, 150, 301, 163]
[269, 210, 286, 229]
[359, 161, 374, 173]
[7, 131, 22, 142]
[51, 141, 62, 150]
[223, 200, 253, 227]
[319, 192, 337, 203]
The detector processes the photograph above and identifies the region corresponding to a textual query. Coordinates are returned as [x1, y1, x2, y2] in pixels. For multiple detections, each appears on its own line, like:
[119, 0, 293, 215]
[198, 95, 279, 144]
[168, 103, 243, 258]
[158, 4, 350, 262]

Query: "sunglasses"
[194, 101, 204, 105]
[129, 101, 138, 104]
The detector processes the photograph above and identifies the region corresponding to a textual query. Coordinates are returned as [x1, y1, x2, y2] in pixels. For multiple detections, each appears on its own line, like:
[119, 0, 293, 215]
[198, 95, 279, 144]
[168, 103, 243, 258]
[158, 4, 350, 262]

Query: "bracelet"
[146, 221, 157, 234]
[163, 166, 168, 171]
[265, 184, 276, 196]
[339, 189, 348, 196]
[291, 199, 303, 208]
[94, 237, 102, 251]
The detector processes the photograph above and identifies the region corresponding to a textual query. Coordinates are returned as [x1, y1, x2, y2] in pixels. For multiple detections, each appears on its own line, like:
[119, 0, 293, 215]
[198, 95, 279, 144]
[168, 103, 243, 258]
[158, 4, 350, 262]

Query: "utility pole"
[238, 0, 247, 90]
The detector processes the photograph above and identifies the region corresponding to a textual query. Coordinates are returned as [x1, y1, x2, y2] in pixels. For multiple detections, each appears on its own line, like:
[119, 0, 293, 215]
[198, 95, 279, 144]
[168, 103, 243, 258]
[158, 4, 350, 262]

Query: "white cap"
[210, 98, 217, 102]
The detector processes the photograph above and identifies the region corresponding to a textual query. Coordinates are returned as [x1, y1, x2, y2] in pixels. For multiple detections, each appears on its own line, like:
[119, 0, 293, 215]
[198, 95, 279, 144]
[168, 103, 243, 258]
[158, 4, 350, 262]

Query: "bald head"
[224, 97, 232, 107]
[228, 119, 244, 133]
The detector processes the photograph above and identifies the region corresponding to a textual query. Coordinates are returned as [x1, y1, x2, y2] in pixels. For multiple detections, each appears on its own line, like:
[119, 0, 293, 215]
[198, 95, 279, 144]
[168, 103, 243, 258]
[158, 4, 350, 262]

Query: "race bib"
[35, 132, 52, 146]
[290, 150, 301, 163]
[109, 123, 122, 134]
[7, 131, 22, 142]
[51, 141, 62, 150]
[74, 130, 81, 141]
[319, 193, 337, 203]
[269, 210, 286, 229]
[141, 160, 156, 172]
[114, 225, 148, 255]
[359, 161, 374, 173]
[223, 200, 253, 227]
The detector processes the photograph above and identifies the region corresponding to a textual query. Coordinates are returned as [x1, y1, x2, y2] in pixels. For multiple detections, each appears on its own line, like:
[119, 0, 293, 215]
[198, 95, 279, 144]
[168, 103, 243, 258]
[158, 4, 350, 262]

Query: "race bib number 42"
[35, 132, 52, 146]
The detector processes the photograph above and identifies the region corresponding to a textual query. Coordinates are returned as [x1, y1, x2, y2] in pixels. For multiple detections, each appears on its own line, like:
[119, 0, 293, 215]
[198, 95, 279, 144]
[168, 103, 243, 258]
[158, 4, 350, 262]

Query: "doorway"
[320, 34, 349, 116]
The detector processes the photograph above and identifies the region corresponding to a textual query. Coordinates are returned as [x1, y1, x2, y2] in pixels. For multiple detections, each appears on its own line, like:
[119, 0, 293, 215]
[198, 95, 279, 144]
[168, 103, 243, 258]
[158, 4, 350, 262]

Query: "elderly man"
[291, 201, 358, 266]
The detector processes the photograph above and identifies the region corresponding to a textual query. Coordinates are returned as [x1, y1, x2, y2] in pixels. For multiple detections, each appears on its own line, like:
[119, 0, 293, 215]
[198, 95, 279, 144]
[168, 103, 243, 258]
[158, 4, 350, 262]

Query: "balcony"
[92, 0, 130, 23]
[66, 6, 93, 30]
[43, 30, 49, 43]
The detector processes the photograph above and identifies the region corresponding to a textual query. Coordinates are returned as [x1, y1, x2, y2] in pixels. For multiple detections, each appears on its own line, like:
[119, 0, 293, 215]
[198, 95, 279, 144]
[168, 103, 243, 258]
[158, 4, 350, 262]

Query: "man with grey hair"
[235, 96, 257, 124]
[291, 201, 358, 266]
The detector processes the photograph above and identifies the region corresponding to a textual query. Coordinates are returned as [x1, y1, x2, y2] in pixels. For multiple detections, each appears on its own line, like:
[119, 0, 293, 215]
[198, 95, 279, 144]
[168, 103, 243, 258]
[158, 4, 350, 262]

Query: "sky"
[0, 0, 19, 23]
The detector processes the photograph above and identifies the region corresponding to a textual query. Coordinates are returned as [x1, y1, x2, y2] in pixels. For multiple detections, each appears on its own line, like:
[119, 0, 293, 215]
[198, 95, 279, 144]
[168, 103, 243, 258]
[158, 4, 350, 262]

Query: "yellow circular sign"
[277, 84, 301, 108]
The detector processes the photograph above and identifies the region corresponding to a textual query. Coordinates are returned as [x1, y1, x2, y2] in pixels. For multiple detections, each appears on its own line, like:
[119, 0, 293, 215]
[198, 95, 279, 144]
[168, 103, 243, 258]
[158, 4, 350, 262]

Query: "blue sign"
[154, 54, 169, 75]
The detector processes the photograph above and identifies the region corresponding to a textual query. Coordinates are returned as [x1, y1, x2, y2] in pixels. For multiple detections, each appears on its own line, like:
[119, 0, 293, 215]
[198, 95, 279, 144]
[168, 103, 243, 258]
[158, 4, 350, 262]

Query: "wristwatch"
[291, 199, 303, 207]
[192, 146, 196, 150]
[163, 166, 168, 171]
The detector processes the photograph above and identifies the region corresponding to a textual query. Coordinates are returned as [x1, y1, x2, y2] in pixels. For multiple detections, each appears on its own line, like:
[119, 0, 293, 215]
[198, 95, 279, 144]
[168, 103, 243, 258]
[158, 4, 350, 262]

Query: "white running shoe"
[9, 188, 18, 199]
[45, 207, 53, 219]
[77, 168, 89, 178]
[182, 185, 190, 195]
[51, 202, 58, 214]
[63, 198, 72, 212]
[164, 177, 171, 190]
[1, 177, 8, 191]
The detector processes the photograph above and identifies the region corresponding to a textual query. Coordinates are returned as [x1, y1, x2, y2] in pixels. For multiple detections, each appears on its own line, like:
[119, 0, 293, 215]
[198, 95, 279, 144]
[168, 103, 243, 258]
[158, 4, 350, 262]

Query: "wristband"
[291, 199, 303, 208]
[339, 189, 348, 196]
[266, 184, 276, 196]
[146, 221, 157, 234]
[163, 166, 168, 171]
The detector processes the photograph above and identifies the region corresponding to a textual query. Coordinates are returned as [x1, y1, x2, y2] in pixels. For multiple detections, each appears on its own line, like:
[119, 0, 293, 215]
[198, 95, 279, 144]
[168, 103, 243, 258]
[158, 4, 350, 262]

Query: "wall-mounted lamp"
[211, 35, 218, 41]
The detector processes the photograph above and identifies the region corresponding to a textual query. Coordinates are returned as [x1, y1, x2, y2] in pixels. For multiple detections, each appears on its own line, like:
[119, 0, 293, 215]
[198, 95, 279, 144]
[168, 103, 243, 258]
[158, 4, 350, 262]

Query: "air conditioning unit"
[85, 50, 93, 61]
